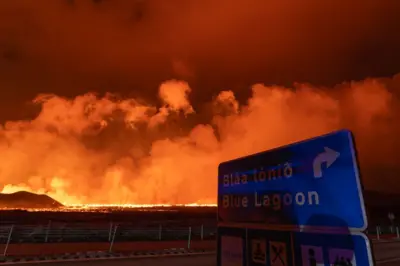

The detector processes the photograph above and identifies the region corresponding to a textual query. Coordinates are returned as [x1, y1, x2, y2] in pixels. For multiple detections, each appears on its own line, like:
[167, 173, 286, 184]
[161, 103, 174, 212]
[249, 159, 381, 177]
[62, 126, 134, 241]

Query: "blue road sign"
[217, 226, 373, 266]
[218, 129, 367, 230]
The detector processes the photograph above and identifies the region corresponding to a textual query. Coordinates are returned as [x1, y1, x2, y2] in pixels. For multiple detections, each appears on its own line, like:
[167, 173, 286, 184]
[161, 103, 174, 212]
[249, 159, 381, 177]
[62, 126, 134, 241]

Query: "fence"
[1, 223, 399, 244]
[367, 225, 400, 240]
[0, 222, 215, 244]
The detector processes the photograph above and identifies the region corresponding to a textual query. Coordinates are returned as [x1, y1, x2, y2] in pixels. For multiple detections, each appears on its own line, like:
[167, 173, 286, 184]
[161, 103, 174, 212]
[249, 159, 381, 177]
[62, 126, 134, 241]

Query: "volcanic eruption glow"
[1, 0, 400, 208]
[1, 77, 400, 207]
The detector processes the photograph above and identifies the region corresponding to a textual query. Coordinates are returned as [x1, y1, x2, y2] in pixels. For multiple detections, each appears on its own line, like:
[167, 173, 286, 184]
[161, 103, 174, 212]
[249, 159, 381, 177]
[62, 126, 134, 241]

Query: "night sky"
[1, 0, 400, 120]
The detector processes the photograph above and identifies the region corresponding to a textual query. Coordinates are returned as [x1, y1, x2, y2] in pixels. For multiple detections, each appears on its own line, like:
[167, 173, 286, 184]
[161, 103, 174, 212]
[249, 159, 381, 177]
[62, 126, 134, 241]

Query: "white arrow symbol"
[312, 147, 340, 178]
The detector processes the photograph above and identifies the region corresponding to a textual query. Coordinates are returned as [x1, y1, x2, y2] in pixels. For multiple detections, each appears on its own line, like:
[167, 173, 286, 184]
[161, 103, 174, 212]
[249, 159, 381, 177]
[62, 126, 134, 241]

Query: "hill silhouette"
[0, 191, 63, 209]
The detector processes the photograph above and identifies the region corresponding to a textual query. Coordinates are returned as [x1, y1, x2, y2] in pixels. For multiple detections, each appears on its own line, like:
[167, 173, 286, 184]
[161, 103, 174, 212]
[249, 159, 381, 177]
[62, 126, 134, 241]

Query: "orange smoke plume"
[1, 76, 400, 205]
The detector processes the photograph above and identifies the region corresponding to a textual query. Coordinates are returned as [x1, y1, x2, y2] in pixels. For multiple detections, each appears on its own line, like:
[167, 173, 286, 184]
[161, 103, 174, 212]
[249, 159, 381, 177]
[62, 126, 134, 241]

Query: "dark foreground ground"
[0, 204, 398, 229]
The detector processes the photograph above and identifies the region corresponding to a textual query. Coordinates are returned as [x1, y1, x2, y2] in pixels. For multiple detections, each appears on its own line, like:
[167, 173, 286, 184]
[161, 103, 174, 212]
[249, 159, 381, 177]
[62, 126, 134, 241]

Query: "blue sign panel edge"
[218, 129, 353, 168]
[346, 130, 368, 232]
[354, 231, 374, 266]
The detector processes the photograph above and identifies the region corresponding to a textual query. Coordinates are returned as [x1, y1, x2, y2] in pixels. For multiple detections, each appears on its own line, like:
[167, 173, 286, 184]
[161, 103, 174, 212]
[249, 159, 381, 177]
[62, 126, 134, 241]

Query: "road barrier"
[0, 240, 216, 257]
[0, 249, 216, 264]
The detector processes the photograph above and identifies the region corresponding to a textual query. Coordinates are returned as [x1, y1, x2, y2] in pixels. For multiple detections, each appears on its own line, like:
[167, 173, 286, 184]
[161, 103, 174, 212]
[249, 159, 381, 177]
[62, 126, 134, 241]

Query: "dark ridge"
[0, 191, 63, 209]
[0, 206, 217, 227]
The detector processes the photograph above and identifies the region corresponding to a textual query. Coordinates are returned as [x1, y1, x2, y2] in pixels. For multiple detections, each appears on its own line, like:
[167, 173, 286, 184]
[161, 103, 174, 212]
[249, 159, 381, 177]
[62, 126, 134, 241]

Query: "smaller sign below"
[243, 227, 372, 266]
[270, 241, 288, 266]
[220, 235, 244, 266]
[301, 245, 324, 266]
[294, 231, 372, 266]
[328, 248, 357, 266]
[251, 239, 266, 264]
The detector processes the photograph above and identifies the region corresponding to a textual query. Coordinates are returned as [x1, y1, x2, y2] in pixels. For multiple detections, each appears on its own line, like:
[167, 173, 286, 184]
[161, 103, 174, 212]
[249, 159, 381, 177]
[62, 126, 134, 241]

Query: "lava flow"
[0, 203, 217, 212]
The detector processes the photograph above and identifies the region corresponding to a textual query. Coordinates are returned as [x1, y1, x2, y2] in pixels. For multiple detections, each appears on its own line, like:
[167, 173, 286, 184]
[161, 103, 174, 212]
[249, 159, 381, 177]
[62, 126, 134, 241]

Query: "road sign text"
[222, 162, 294, 187]
[222, 191, 320, 210]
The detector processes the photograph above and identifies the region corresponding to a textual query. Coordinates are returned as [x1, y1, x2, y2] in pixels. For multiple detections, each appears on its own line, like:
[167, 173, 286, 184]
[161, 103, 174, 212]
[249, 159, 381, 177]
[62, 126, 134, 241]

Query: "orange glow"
[0, 77, 399, 206]
[0, 203, 217, 212]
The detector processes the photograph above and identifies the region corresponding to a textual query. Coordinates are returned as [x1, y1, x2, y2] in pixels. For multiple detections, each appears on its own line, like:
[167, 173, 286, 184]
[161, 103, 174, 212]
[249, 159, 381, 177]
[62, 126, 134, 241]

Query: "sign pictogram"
[301, 245, 324, 266]
[251, 239, 266, 264]
[269, 241, 287, 266]
[328, 248, 357, 266]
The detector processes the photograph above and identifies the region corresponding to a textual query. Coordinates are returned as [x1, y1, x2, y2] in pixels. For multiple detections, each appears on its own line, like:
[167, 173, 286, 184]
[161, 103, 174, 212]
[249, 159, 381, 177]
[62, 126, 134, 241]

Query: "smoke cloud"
[0, 0, 400, 204]
[1, 75, 400, 204]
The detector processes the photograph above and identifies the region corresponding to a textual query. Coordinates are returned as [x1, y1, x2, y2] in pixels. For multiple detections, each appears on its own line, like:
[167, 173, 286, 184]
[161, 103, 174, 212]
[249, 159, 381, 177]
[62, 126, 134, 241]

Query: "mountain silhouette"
[0, 191, 63, 209]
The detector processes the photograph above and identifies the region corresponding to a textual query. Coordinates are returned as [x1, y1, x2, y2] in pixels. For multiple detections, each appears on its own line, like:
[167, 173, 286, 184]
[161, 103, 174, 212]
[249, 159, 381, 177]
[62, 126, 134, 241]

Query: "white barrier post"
[3, 225, 14, 256]
[376, 226, 380, 241]
[45, 220, 52, 243]
[396, 227, 399, 239]
[187, 227, 192, 249]
[158, 224, 162, 240]
[108, 222, 113, 242]
[109, 225, 118, 253]
[200, 224, 204, 240]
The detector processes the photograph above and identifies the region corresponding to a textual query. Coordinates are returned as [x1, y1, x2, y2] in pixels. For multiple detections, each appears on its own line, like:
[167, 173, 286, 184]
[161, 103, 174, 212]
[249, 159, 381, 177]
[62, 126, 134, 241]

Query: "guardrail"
[367, 225, 400, 240]
[0, 223, 215, 254]
[0, 223, 399, 256]
[1, 223, 398, 244]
